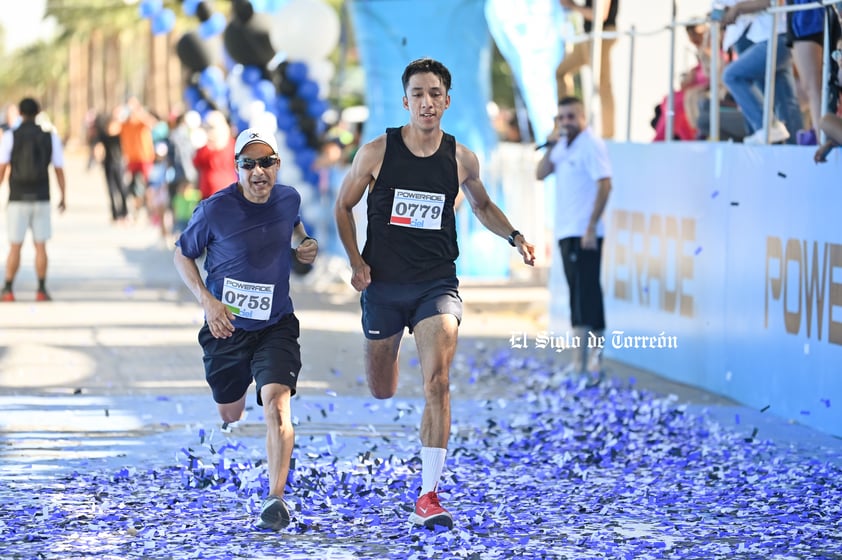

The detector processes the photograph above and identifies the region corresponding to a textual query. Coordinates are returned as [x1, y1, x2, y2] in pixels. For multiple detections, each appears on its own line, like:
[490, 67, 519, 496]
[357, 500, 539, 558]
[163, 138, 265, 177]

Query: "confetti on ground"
[2, 346, 841, 558]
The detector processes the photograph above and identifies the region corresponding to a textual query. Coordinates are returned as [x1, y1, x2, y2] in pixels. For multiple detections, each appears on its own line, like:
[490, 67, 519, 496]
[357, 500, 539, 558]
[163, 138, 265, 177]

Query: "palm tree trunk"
[67, 37, 88, 149]
[89, 30, 105, 114]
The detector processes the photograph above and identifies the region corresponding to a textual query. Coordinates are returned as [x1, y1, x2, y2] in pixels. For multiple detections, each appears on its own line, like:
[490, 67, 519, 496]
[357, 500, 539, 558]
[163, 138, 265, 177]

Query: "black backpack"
[11, 122, 52, 183]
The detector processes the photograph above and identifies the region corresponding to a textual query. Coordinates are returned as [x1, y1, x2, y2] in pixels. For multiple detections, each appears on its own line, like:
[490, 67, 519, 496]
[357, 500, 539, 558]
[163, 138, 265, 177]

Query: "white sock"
[420, 447, 447, 495]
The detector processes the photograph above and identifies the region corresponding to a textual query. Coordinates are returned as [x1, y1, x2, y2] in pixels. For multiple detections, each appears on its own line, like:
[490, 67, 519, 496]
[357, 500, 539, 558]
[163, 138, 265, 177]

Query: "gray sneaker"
[255, 495, 291, 530]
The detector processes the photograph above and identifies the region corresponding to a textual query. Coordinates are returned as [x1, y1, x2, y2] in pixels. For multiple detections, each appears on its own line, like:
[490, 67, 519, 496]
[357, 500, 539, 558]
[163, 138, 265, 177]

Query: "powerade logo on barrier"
[608, 210, 696, 318]
[765, 236, 842, 344]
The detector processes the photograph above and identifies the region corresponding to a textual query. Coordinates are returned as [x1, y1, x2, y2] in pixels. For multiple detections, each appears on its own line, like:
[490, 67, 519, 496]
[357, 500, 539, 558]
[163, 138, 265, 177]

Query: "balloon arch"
[139, 0, 339, 226]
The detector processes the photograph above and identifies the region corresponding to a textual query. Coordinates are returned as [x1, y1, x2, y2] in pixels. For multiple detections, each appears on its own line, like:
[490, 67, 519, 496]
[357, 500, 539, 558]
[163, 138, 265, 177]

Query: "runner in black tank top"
[334, 58, 537, 531]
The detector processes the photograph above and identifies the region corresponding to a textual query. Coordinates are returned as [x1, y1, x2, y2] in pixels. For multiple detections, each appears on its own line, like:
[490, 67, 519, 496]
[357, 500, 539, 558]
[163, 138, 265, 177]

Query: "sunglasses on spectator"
[236, 155, 279, 170]
[833, 49, 842, 64]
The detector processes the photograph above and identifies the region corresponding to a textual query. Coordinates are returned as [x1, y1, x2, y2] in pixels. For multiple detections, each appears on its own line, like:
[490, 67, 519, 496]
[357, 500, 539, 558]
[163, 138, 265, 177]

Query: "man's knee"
[423, 366, 450, 400]
[367, 363, 399, 399]
[261, 385, 293, 428]
[218, 403, 245, 423]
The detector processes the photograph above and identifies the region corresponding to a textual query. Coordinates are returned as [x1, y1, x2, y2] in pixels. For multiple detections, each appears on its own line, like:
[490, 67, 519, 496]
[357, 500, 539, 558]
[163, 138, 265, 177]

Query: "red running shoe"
[409, 491, 453, 529]
[35, 290, 51, 302]
[1, 289, 13, 302]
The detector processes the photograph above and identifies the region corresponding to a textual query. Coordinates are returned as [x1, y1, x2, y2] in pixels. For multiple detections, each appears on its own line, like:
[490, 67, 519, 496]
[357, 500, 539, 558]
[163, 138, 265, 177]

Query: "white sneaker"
[744, 121, 790, 144]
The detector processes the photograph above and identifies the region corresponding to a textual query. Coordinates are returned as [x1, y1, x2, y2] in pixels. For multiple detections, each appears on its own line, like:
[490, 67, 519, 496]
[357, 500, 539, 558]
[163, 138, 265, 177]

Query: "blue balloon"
[255, 79, 277, 105]
[151, 8, 176, 35]
[199, 13, 227, 40]
[250, 0, 270, 12]
[307, 98, 329, 118]
[285, 62, 309, 84]
[294, 148, 317, 170]
[182, 0, 201, 16]
[199, 66, 225, 95]
[184, 86, 201, 107]
[297, 79, 320, 102]
[274, 95, 291, 116]
[276, 112, 297, 132]
[286, 130, 307, 151]
[242, 66, 264, 86]
[194, 98, 211, 116]
[139, 0, 163, 19]
[305, 170, 320, 185]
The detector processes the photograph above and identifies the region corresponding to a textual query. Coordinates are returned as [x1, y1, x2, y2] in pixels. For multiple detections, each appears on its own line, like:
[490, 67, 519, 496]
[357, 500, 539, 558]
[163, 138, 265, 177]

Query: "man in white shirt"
[536, 96, 612, 375]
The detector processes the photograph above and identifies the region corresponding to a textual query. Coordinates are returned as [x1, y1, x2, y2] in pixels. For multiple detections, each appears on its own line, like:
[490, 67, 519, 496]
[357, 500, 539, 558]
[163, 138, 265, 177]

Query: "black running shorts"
[360, 276, 463, 340]
[199, 313, 301, 405]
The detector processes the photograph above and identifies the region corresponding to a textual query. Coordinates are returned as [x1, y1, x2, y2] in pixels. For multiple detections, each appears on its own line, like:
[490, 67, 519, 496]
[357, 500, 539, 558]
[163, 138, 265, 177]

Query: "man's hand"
[204, 297, 236, 339]
[516, 237, 537, 266]
[814, 141, 835, 164]
[350, 261, 371, 292]
[57, 198, 66, 213]
[295, 237, 318, 264]
[582, 226, 598, 250]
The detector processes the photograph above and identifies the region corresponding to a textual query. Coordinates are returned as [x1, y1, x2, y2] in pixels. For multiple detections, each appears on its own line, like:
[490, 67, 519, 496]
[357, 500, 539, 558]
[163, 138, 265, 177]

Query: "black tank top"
[362, 127, 460, 283]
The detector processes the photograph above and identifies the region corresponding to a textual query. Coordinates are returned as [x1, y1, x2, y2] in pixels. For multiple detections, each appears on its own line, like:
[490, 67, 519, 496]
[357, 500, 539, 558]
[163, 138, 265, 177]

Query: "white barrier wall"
[548, 141, 842, 437]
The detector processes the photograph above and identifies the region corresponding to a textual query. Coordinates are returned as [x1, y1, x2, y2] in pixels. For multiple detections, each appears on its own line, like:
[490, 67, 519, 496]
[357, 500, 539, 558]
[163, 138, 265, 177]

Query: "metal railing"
[564, 0, 842, 144]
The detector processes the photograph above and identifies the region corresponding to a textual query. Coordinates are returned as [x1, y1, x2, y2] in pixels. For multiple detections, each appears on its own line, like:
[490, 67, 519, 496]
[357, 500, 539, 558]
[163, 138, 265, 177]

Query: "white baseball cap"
[234, 128, 279, 156]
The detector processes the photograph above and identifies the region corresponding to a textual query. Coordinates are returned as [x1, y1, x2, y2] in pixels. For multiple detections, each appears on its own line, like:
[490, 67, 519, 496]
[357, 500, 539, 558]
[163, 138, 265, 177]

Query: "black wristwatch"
[507, 230, 522, 247]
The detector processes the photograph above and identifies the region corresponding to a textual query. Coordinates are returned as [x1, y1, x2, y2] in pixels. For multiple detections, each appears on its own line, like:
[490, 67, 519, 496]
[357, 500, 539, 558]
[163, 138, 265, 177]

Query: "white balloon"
[308, 58, 335, 94]
[227, 64, 244, 84]
[229, 81, 254, 109]
[270, 0, 340, 63]
[297, 182, 315, 206]
[250, 111, 279, 133]
[239, 100, 266, 123]
[277, 146, 294, 163]
[280, 163, 303, 185]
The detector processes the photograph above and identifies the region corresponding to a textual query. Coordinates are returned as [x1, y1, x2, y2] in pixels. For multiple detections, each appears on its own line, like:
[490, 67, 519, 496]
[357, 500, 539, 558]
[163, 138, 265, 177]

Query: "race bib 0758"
[389, 189, 445, 230]
[221, 278, 274, 321]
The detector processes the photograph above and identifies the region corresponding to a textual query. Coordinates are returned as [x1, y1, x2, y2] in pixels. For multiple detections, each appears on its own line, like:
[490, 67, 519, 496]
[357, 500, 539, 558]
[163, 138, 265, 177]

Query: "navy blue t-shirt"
[176, 182, 301, 331]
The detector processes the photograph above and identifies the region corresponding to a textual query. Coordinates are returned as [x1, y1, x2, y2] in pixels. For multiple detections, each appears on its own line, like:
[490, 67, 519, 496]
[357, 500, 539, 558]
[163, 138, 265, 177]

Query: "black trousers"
[558, 236, 606, 331]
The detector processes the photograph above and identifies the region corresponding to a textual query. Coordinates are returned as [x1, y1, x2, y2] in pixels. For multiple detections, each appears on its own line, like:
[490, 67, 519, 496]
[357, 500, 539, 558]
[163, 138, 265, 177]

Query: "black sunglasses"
[236, 155, 279, 170]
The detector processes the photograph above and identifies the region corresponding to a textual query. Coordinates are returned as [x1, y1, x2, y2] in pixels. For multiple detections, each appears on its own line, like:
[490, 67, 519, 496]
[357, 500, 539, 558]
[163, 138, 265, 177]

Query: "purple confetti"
[2, 345, 841, 558]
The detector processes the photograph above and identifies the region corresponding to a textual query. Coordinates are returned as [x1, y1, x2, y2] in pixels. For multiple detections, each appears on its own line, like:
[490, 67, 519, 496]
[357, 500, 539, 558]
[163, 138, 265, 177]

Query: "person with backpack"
[0, 97, 67, 302]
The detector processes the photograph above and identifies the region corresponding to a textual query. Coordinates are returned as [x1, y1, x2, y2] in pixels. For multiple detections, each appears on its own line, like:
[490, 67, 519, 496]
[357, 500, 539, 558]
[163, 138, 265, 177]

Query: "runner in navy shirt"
[174, 128, 318, 531]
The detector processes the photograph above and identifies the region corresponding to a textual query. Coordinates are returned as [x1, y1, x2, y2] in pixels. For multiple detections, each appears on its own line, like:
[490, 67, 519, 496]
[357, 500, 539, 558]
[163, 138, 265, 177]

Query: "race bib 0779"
[221, 278, 274, 321]
[389, 189, 445, 230]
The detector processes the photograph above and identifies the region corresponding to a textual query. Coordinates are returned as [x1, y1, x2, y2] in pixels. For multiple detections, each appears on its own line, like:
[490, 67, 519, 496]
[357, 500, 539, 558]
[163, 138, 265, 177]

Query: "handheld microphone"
[535, 135, 564, 151]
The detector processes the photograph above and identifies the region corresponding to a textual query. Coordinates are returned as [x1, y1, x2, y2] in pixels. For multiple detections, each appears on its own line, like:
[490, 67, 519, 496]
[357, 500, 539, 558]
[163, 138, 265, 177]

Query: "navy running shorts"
[360, 276, 463, 340]
[199, 313, 301, 405]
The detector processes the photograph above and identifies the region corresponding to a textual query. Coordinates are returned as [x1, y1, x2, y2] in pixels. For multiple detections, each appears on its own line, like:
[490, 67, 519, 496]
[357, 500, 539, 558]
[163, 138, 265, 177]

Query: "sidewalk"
[2, 154, 841, 559]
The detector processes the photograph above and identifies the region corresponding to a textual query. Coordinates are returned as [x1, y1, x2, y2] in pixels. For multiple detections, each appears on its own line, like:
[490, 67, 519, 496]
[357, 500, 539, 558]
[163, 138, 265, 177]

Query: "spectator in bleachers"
[653, 21, 714, 141]
[556, 0, 619, 139]
[721, 0, 803, 144]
